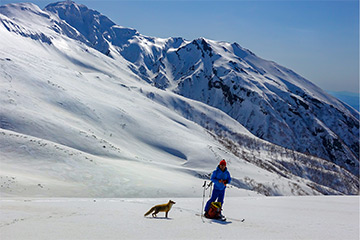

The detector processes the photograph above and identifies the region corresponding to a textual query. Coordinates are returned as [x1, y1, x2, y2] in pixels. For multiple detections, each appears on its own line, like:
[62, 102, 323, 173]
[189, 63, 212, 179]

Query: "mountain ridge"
[43, 1, 358, 174]
[0, 1, 358, 197]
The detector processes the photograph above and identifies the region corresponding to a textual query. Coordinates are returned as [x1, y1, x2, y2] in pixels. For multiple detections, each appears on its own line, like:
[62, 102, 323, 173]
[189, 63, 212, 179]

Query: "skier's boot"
[218, 212, 226, 221]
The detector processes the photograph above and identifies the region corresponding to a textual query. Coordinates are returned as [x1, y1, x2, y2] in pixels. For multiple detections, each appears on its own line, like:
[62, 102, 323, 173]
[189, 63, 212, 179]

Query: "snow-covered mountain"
[0, 1, 358, 198]
[44, 1, 359, 174]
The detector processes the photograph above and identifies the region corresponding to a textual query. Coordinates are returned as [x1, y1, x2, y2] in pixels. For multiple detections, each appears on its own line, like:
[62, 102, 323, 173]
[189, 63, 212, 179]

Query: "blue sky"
[2, 0, 359, 93]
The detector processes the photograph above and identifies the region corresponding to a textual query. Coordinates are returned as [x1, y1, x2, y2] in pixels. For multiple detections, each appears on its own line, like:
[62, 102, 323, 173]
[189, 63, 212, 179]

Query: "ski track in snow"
[0, 196, 359, 240]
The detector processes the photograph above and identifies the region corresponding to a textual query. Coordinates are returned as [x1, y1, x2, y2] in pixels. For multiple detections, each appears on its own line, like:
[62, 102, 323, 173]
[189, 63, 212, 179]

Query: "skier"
[204, 159, 231, 219]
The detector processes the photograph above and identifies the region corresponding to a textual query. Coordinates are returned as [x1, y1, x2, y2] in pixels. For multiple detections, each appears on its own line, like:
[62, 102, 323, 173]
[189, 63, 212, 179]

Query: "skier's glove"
[219, 180, 227, 185]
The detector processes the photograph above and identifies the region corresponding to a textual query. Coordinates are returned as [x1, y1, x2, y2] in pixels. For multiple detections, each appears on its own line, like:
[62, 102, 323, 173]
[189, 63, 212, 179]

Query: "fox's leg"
[152, 209, 159, 217]
[165, 211, 168, 218]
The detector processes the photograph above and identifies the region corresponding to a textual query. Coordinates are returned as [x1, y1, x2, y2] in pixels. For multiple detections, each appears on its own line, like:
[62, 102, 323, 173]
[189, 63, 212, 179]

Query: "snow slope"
[42, 1, 359, 175]
[1, 196, 359, 240]
[0, 1, 358, 198]
[0, 4, 359, 239]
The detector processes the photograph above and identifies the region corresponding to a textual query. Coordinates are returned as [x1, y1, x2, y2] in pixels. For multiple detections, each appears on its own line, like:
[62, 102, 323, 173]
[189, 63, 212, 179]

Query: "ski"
[227, 217, 245, 222]
[196, 213, 243, 223]
[196, 213, 225, 222]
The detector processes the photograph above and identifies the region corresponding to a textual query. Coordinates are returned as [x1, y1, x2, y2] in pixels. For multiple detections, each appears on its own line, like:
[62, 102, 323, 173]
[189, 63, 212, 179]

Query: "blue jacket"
[211, 166, 231, 191]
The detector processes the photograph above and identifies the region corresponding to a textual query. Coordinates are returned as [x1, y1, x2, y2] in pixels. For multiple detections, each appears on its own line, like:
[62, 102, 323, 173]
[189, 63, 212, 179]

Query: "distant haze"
[328, 91, 360, 112]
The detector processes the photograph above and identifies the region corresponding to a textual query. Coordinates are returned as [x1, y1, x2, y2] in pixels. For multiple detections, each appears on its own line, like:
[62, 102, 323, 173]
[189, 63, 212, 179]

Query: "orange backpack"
[207, 202, 222, 219]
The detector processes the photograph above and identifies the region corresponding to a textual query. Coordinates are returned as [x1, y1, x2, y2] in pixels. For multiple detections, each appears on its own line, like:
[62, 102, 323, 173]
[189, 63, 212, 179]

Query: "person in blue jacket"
[204, 159, 231, 217]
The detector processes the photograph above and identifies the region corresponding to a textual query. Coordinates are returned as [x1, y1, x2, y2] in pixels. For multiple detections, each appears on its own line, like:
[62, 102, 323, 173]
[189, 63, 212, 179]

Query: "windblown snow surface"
[0, 2, 359, 239]
[1, 196, 359, 240]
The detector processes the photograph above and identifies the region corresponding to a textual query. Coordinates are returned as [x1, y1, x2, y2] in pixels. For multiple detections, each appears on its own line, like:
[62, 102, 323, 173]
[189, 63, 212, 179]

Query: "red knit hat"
[219, 159, 226, 166]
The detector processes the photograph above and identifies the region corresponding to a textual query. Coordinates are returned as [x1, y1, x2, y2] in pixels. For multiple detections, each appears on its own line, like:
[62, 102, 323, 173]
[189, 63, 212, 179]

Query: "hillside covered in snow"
[44, 1, 359, 171]
[0, 1, 359, 198]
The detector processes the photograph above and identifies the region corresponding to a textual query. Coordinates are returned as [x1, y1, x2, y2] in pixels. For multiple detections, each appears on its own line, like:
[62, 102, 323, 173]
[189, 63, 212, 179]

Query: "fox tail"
[144, 207, 155, 217]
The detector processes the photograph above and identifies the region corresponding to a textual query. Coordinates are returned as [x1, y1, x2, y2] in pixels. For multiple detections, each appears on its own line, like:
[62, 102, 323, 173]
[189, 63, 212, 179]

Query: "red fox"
[144, 200, 176, 218]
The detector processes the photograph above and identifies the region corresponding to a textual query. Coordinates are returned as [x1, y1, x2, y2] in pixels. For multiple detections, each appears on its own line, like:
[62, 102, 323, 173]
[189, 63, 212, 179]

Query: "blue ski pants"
[204, 188, 225, 212]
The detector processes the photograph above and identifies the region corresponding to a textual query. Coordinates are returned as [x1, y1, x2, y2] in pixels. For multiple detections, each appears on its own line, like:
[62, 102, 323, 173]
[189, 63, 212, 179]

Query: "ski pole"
[208, 181, 213, 198]
[201, 181, 206, 216]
